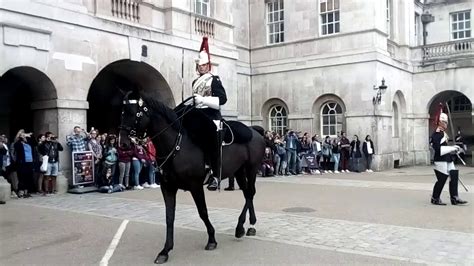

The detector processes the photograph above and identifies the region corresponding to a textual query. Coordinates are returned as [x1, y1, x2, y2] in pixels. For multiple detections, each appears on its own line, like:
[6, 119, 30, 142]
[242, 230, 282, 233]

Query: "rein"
[121, 99, 196, 171]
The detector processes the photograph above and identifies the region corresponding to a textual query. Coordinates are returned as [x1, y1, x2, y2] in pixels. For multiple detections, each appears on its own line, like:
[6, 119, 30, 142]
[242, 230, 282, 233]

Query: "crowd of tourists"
[0, 125, 161, 198]
[66, 126, 160, 193]
[259, 130, 376, 177]
[0, 130, 63, 198]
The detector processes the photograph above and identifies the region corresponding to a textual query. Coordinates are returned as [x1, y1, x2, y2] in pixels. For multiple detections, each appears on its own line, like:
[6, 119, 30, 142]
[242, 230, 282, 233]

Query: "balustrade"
[422, 38, 473, 61]
[111, 0, 140, 22]
[195, 17, 214, 38]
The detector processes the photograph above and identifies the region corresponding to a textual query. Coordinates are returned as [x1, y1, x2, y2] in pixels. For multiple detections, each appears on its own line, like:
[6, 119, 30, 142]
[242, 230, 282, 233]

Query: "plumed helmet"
[195, 37, 211, 69]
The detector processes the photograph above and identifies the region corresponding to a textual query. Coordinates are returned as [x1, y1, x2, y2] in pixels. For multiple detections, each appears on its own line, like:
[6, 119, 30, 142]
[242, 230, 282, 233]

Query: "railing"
[422, 38, 474, 61]
[111, 0, 140, 22]
[195, 17, 214, 38]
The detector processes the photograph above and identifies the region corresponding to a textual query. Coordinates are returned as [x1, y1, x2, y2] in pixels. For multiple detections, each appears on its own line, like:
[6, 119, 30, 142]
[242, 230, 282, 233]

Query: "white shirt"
[366, 141, 373, 154]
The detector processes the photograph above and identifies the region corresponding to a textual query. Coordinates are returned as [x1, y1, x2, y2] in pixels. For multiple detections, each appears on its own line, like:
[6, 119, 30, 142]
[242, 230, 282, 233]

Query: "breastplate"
[192, 73, 213, 96]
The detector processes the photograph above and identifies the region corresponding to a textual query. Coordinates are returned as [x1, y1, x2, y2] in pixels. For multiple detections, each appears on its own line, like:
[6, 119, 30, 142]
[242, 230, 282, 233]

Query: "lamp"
[373, 78, 387, 105]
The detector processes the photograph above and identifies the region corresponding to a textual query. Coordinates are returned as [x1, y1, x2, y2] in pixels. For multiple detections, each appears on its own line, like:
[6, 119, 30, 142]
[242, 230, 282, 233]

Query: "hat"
[195, 37, 211, 69]
[439, 113, 448, 123]
[433, 103, 449, 127]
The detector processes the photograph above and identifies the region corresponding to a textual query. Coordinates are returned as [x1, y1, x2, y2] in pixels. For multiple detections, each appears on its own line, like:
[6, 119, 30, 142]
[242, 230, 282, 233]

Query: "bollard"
[0, 175, 11, 203]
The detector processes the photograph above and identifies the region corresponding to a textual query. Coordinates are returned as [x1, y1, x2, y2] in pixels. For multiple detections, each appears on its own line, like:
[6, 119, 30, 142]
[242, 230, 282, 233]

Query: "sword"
[445, 102, 469, 192]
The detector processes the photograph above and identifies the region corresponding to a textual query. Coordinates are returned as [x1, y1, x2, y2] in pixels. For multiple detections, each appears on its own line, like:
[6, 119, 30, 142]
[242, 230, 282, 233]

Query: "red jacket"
[145, 141, 156, 162]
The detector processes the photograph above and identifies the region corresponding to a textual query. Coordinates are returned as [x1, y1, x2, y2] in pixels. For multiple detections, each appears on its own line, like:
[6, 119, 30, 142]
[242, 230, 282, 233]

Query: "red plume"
[433, 102, 444, 128]
[198, 37, 211, 70]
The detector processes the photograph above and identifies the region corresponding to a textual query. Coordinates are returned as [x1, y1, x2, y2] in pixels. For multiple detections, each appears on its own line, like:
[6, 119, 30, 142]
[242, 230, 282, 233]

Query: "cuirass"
[192, 73, 213, 96]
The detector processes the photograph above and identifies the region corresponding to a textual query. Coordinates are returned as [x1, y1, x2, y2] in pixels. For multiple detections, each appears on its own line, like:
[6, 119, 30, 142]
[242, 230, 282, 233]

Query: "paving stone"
[14, 194, 474, 265]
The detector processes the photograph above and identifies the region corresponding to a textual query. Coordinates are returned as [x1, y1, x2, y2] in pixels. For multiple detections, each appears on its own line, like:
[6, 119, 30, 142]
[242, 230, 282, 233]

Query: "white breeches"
[434, 161, 456, 175]
[213, 120, 222, 131]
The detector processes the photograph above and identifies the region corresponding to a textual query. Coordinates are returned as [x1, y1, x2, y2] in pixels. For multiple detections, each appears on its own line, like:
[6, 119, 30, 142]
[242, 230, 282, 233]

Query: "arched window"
[269, 105, 287, 136]
[320, 102, 343, 136]
[392, 101, 399, 137]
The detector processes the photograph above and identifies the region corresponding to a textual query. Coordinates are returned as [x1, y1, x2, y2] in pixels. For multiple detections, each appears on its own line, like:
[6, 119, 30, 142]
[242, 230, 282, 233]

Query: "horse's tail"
[250, 125, 265, 136]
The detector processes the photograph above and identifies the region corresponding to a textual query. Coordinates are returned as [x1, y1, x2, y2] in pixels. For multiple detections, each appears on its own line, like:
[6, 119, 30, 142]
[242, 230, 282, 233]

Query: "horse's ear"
[120, 90, 133, 101]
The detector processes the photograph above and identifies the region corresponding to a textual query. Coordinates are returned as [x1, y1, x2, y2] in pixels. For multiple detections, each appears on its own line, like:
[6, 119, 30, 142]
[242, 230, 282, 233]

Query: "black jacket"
[362, 140, 375, 156]
[13, 137, 37, 165]
[431, 131, 452, 162]
[350, 140, 362, 158]
[39, 141, 64, 163]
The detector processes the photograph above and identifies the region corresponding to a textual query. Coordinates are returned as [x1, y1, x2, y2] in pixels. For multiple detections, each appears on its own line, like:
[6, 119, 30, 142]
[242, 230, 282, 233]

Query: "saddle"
[173, 107, 252, 151]
[222, 120, 252, 144]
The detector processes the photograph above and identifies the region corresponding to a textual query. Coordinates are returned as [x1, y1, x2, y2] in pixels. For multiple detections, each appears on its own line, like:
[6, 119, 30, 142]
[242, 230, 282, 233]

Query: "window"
[447, 95, 472, 112]
[451, 10, 471, 40]
[321, 102, 343, 136]
[267, 0, 284, 44]
[386, 0, 392, 38]
[415, 12, 421, 46]
[392, 102, 399, 137]
[320, 0, 340, 36]
[269, 105, 288, 136]
[195, 0, 210, 17]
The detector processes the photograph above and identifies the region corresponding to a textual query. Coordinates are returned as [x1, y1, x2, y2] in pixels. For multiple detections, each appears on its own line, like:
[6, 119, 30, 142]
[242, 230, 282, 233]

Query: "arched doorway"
[87, 60, 175, 134]
[428, 91, 472, 135]
[0, 67, 57, 140]
[428, 91, 473, 162]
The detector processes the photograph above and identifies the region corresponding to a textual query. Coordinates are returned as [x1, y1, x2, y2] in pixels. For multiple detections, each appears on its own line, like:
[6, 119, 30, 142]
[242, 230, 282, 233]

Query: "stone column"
[31, 99, 89, 193]
[406, 113, 430, 165]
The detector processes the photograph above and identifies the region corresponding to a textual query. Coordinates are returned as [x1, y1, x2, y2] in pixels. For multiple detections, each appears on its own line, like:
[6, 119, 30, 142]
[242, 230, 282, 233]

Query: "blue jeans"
[132, 160, 143, 186]
[146, 161, 156, 184]
[286, 149, 297, 174]
[332, 153, 340, 172]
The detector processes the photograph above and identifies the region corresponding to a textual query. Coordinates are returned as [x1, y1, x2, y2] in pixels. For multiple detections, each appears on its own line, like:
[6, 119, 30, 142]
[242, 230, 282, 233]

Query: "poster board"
[72, 151, 95, 186]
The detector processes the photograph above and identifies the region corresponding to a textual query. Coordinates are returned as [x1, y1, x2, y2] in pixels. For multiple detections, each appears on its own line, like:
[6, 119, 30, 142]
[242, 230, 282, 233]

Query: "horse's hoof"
[154, 254, 169, 264]
[205, 242, 217, 250]
[246, 228, 256, 236]
[235, 226, 245, 238]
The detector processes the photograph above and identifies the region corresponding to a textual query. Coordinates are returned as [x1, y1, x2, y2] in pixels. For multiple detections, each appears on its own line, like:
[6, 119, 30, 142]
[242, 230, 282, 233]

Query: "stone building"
[0, 0, 472, 188]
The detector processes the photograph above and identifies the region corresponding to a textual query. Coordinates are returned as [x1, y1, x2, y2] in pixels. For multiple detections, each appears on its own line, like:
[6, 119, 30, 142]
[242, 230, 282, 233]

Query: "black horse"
[118, 92, 265, 264]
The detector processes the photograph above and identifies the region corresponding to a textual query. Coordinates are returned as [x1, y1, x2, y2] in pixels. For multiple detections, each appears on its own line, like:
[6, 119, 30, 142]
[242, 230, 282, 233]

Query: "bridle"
[119, 97, 195, 170]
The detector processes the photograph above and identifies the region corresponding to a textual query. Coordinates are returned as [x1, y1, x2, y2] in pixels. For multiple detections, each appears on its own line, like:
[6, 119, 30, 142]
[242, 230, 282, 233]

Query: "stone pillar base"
[56, 172, 69, 194]
[0, 176, 12, 202]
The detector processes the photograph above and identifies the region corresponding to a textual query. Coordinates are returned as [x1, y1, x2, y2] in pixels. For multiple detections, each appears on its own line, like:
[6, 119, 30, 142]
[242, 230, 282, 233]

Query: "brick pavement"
[14, 193, 474, 265]
[258, 176, 474, 193]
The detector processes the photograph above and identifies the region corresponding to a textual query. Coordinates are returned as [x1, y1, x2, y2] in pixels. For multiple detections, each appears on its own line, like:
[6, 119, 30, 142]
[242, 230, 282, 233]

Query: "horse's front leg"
[190, 187, 217, 250]
[155, 185, 178, 264]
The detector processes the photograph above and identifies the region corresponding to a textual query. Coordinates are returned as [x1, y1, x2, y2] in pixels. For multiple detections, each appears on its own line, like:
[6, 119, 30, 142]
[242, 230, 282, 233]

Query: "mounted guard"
[184, 37, 227, 191]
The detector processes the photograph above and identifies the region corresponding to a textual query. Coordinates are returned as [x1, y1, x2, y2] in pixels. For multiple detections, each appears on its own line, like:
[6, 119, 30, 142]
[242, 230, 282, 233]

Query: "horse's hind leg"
[190, 187, 217, 250]
[245, 172, 257, 236]
[155, 186, 178, 264]
[234, 170, 248, 238]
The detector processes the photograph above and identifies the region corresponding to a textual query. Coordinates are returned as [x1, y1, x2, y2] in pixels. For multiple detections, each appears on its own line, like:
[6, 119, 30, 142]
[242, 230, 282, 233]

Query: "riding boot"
[207, 127, 222, 191]
[449, 170, 468, 205]
[431, 170, 448, 205]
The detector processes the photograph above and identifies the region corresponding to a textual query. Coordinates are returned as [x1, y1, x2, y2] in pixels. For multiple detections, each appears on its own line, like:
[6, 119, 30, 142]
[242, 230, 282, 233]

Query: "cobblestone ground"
[14, 181, 474, 265]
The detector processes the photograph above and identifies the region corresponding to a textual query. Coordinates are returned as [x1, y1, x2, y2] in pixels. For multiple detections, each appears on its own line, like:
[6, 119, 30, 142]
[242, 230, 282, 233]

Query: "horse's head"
[118, 91, 151, 148]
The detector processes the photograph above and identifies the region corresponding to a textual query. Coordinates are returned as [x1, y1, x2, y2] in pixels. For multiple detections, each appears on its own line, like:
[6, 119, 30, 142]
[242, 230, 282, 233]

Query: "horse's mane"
[140, 94, 180, 130]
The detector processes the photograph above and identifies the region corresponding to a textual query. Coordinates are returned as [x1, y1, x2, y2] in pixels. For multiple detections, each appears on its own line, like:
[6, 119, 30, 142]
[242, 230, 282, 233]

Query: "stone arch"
[312, 94, 346, 137]
[427, 91, 473, 158]
[261, 98, 289, 136]
[392, 90, 407, 138]
[0, 66, 58, 139]
[87, 60, 175, 134]
[391, 90, 408, 166]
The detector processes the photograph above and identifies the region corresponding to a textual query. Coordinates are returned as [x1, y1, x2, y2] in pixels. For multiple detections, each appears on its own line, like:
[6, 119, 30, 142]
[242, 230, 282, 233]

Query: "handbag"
[40, 155, 49, 172]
